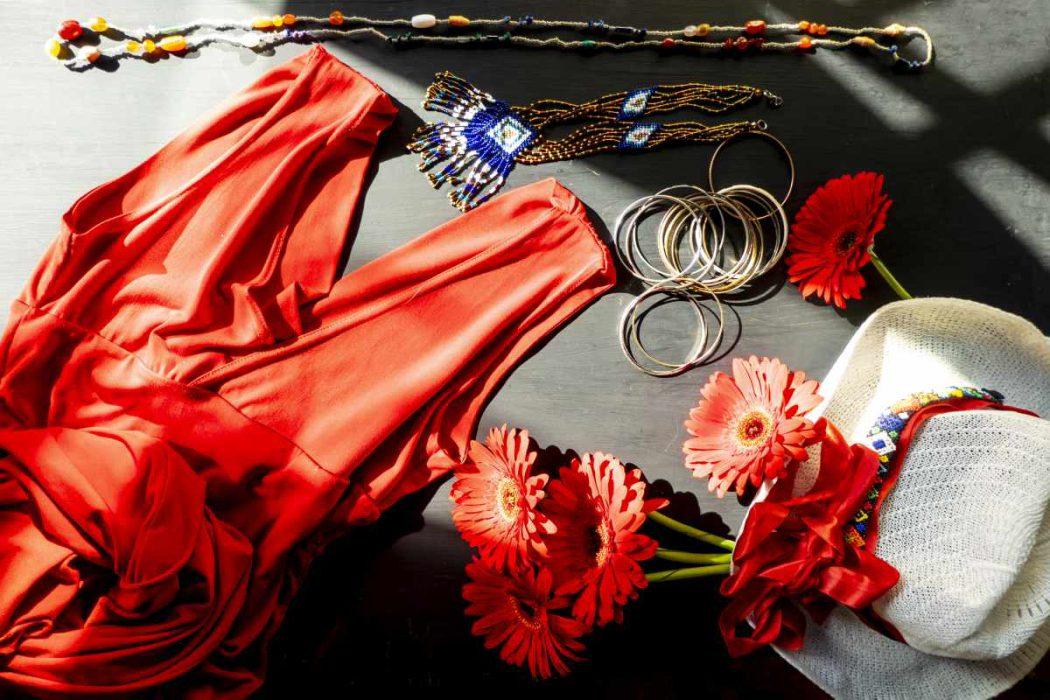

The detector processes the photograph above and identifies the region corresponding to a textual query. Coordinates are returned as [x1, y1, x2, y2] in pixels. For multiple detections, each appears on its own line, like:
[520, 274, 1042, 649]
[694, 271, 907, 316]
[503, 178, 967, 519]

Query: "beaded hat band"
[845, 387, 1009, 549]
[408, 73, 780, 211]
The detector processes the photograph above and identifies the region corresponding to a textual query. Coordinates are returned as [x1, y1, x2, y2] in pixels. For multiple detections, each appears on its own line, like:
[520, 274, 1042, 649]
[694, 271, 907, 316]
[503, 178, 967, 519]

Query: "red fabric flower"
[451, 426, 555, 570]
[543, 452, 663, 627]
[463, 559, 587, 678]
[683, 356, 824, 497]
[718, 422, 899, 656]
[786, 172, 892, 308]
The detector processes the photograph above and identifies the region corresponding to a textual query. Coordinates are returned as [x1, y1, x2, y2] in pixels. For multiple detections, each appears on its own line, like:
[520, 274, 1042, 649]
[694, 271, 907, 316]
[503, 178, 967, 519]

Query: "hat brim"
[748, 298, 1050, 699]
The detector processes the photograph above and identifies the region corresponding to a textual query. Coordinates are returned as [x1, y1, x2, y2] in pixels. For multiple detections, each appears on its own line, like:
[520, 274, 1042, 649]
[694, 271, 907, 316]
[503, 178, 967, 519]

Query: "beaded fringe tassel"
[408, 72, 537, 211]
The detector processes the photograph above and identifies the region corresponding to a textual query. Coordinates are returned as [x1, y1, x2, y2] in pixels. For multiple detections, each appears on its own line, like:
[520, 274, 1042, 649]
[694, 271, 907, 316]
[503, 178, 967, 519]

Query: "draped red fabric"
[718, 421, 900, 657]
[0, 47, 615, 696]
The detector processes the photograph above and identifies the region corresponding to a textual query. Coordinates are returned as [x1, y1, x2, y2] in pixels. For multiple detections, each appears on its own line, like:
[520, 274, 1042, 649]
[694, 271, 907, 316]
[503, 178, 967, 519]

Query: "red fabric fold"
[718, 421, 900, 656]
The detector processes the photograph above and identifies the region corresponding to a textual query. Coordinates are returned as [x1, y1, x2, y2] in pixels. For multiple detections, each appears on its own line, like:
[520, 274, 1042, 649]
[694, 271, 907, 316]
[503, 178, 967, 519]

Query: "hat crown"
[871, 410, 1050, 660]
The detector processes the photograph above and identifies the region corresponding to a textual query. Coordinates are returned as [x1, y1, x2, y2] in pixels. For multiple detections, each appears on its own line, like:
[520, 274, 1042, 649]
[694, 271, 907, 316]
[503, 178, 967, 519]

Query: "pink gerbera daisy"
[683, 356, 824, 497]
[451, 426, 555, 570]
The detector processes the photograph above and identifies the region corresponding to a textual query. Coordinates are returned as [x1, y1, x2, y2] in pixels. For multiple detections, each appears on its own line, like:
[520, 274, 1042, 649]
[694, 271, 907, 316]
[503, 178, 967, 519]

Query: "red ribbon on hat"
[718, 420, 900, 657]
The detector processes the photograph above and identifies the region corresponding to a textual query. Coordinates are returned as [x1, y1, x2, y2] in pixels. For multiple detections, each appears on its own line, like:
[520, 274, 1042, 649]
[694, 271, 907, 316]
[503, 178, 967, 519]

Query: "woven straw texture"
[767, 298, 1050, 699]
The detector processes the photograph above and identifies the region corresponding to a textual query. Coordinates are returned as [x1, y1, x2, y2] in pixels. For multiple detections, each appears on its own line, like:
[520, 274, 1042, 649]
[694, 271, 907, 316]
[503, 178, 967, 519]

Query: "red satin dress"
[0, 46, 615, 697]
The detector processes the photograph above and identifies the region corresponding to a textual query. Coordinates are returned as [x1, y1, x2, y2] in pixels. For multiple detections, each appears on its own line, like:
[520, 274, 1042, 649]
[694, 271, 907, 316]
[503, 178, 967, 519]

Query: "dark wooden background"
[4, 1, 1049, 697]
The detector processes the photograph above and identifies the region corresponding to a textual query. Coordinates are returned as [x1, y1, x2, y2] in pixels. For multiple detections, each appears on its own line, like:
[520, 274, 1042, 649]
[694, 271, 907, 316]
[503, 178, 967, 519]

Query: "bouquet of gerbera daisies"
[449, 357, 833, 678]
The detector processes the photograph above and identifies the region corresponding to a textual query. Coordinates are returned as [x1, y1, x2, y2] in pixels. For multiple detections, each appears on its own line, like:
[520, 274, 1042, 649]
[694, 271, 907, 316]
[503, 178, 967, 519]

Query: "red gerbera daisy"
[543, 452, 663, 627]
[683, 356, 824, 497]
[463, 559, 588, 679]
[786, 171, 892, 309]
[451, 425, 555, 570]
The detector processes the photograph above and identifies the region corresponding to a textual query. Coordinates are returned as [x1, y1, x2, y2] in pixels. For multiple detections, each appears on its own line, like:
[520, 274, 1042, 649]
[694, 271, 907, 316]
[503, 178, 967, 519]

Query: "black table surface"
[5, 0, 1049, 698]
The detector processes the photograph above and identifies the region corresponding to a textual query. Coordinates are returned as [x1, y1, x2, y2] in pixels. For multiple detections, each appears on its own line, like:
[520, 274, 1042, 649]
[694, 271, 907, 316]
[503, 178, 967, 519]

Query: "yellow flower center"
[735, 409, 772, 447]
[588, 520, 613, 567]
[509, 595, 542, 629]
[495, 477, 521, 522]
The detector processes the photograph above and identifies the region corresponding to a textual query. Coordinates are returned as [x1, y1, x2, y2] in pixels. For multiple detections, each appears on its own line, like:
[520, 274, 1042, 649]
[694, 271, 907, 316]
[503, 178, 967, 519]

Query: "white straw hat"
[746, 298, 1050, 699]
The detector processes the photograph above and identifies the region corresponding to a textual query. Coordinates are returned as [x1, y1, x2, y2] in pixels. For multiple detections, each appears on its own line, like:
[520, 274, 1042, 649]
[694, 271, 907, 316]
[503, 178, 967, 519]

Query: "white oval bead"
[411, 14, 437, 29]
[683, 25, 698, 37]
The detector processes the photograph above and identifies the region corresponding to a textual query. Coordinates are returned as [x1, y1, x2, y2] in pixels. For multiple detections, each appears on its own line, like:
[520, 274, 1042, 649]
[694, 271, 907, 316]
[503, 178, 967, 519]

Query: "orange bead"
[818, 24, 829, 36]
[798, 36, 813, 51]
[282, 14, 296, 26]
[745, 20, 766, 35]
[159, 35, 187, 52]
[448, 15, 470, 28]
[798, 20, 810, 31]
[329, 10, 344, 25]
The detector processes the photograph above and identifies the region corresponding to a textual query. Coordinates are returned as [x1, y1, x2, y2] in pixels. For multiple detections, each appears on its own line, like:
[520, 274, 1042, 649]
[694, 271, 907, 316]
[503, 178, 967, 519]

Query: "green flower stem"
[645, 564, 732, 583]
[867, 247, 913, 300]
[648, 511, 736, 552]
[655, 548, 733, 565]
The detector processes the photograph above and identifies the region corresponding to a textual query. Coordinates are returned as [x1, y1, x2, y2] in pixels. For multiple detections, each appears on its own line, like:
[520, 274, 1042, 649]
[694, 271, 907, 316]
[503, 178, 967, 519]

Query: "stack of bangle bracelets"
[616, 132, 794, 377]
[46, 13, 932, 72]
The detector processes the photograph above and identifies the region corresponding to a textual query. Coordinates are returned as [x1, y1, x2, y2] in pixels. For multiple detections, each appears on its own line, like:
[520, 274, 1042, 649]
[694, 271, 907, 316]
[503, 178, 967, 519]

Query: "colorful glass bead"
[798, 20, 810, 32]
[329, 10, 344, 25]
[411, 14, 437, 29]
[88, 17, 108, 33]
[271, 15, 284, 28]
[745, 20, 766, 35]
[282, 14, 296, 26]
[661, 37, 675, 48]
[798, 36, 813, 51]
[81, 47, 101, 63]
[448, 15, 470, 28]
[817, 24, 829, 36]
[251, 17, 273, 29]
[126, 39, 142, 53]
[853, 36, 876, 49]
[58, 20, 83, 41]
[45, 37, 62, 58]
[734, 36, 750, 51]
[581, 39, 596, 48]
[884, 23, 907, 37]
[159, 35, 187, 52]
[683, 25, 698, 37]
[143, 39, 156, 53]
[695, 23, 711, 37]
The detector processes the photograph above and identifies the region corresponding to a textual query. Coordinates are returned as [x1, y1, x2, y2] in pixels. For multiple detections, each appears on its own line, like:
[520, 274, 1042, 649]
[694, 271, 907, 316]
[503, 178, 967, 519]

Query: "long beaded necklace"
[408, 73, 782, 211]
[47, 13, 933, 72]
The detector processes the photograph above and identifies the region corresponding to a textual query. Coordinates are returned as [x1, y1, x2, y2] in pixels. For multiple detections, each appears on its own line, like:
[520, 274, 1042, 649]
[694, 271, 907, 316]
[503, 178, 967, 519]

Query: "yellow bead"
[143, 39, 156, 53]
[252, 16, 273, 29]
[272, 15, 284, 28]
[126, 40, 141, 53]
[45, 37, 62, 58]
[696, 23, 711, 37]
[448, 15, 470, 27]
[88, 16, 108, 32]
[159, 35, 187, 52]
